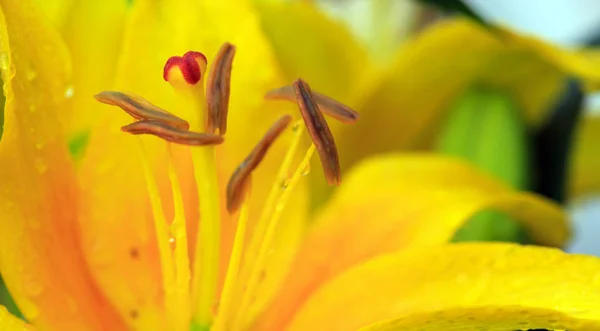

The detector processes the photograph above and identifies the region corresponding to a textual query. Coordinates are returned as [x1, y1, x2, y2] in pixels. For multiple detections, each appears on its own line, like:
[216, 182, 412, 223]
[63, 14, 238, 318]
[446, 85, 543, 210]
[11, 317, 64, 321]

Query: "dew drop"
[28, 104, 36, 113]
[64, 85, 74, 99]
[168, 237, 175, 244]
[34, 157, 47, 173]
[301, 164, 311, 176]
[280, 178, 290, 190]
[35, 142, 44, 150]
[26, 69, 37, 81]
[24, 279, 44, 296]
[0, 52, 9, 71]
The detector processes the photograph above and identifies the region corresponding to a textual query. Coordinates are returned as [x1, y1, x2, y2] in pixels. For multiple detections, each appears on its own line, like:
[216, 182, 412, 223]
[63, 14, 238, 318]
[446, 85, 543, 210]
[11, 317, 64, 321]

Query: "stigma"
[95, 42, 358, 331]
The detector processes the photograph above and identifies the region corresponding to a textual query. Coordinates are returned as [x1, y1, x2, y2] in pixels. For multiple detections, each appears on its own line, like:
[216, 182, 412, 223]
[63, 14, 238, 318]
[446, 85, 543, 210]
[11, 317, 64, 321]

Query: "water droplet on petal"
[26, 69, 37, 81]
[64, 85, 74, 99]
[24, 279, 44, 296]
[0, 52, 9, 71]
[280, 178, 290, 190]
[34, 157, 47, 173]
[301, 164, 311, 176]
[35, 142, 44, 150]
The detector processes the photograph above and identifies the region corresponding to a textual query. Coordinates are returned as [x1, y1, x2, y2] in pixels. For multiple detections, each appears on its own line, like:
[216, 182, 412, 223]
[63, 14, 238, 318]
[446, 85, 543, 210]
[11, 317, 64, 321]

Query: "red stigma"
[163, 51, 207, 85]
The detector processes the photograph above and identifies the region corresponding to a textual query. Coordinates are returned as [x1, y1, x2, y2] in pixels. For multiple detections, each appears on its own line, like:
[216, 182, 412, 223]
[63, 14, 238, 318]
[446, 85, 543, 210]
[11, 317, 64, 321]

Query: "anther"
[206, 42, 236, 134]
[121, 120, 224, 146]
[293, 79, 341, 186]
[95, 91, 190, 130]
[163, 51, 208, 85]
[265, 85, 360, 123]
[226, 115, 293, 213]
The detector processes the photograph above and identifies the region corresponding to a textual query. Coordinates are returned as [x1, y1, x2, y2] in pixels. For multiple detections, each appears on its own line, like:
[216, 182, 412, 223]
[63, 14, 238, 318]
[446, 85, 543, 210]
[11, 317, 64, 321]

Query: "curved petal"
[285, 243, 600, 331]
[79, 0, 309, 327]
[60, 0, 129, 134]
[337, 18, 600, 168]
[0, 0, 125, 329]
[0, 306, 34, 331]
[32, 0, 73, 27]
[253, 154, 569, 330]
[253, 0, 371, 102]
[569, 114, 600, 198]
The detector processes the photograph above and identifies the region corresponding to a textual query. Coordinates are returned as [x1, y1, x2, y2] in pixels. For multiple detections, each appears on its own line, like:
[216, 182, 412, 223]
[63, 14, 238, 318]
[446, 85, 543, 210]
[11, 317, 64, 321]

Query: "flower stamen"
[226, 115, 293, 214]
[265, 85, 360, 123]
[121, 120, 223, 146]
[95, 91, 190, 129]
[293, 79, 341, 185]
[212, 193, 250, 331]
[135, 138, 178, 329]
[234, 142, 316, 330]
[206, 43, 236, 134]
[166, 143, 192, 331]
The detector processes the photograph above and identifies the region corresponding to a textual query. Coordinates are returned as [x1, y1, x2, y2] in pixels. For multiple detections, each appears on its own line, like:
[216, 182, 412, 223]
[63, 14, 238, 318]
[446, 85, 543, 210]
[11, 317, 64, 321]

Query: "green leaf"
[0, 276, 23, 320]
[416, 0, 490, 28]
[438, 87, 533, 244]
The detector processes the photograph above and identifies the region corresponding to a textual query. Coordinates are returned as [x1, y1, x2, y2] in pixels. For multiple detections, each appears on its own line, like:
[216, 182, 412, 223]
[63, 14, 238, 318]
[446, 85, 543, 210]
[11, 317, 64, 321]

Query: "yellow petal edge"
[288, 243, 600, 331]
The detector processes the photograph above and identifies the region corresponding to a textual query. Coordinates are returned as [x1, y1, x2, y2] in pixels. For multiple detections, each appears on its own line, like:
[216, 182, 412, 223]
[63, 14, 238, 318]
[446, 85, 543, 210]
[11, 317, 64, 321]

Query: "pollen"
[293, 79, 341, 186]
[94, 91, 190, 129]
[121, 120, 223, 146]
[206, 43, 236, 134]
[266, 84, 360, 123]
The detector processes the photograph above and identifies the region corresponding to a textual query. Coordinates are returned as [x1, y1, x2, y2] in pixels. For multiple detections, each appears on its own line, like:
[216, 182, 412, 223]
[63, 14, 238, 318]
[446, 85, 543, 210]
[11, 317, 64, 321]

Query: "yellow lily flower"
[0, 1, 594, 331]
[253, 1, 600, 199]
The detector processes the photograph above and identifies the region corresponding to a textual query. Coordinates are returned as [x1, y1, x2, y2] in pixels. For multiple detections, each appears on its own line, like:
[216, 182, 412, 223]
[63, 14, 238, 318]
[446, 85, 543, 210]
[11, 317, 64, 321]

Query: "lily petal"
[253, 0, 370, 102]
[0, 306, 34, 330]
[569, 115, 600, 198]
[60, 0, 129, 134]
[338, 18, 600, 168]
[33, 0, 73, 27]
[253, 154, 568, 330]
[286, 243, 600, 331]
[0, 0, 125, 329]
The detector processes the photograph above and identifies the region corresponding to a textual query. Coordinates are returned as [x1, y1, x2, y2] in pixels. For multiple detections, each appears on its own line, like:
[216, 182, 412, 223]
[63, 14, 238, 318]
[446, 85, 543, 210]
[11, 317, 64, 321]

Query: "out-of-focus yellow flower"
[254, 1, 600, 200]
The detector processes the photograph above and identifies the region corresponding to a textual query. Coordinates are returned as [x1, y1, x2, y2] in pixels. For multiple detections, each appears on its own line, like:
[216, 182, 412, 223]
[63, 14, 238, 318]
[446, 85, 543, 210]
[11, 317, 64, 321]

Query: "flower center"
[95, 42, 358, 331]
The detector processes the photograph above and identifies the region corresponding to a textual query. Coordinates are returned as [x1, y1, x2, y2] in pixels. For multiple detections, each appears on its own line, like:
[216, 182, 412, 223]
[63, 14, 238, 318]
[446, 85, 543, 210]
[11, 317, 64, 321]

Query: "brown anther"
[293, 79, 341, 186]
[95, 91, 190, 130]
[265, 85, 360, 123]
[226, 115, 293, 213]
[206, 42, 236, 135]
[121, 120, 224, 146]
